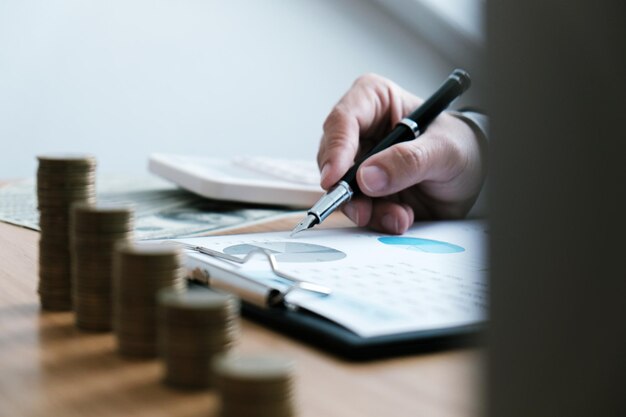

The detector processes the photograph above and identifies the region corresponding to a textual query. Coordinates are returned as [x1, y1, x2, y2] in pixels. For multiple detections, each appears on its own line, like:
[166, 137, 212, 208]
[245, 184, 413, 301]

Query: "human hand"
[317, 74, 487, 234]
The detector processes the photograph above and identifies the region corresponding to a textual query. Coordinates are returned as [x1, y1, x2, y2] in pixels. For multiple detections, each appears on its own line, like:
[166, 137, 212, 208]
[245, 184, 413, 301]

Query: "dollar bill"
[0, 176, 298, 239]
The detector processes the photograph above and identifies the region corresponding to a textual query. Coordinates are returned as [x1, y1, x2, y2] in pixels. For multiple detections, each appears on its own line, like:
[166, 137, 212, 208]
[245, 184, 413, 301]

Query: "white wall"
[0, 0, 463, 178]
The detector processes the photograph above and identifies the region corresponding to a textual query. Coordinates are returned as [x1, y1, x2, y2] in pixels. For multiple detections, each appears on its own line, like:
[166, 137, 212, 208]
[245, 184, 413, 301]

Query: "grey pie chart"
[223, 242, 346, 263]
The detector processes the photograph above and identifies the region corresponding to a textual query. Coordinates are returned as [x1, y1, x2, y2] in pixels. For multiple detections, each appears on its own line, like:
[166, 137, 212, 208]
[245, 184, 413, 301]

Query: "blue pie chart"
[378, 237, 464, 254]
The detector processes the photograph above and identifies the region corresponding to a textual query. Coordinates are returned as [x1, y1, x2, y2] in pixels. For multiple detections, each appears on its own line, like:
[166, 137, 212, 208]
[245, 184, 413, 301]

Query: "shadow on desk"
[42, 314, 216, 417]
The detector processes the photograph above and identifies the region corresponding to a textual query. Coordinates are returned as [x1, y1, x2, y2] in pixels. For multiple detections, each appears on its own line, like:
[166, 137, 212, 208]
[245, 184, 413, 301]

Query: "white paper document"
[175, 220, 488, 338]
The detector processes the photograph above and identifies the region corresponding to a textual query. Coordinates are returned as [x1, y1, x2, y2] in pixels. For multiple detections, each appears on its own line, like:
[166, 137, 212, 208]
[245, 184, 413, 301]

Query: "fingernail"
[343, 202, 359, 225]
[381, 214, 398, 234]
[360, 165, 388, 193]
[320, 163, 331, 183]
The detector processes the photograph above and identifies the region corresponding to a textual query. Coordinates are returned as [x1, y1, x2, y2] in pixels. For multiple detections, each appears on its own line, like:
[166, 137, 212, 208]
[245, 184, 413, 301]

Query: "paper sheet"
[175, 220, 488, 338]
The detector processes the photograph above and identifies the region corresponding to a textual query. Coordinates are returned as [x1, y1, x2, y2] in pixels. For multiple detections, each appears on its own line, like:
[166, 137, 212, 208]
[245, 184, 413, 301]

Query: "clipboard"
[238, 301, 483, 360]
[173, 221, 488, 360]
[187, 280, 482, 360]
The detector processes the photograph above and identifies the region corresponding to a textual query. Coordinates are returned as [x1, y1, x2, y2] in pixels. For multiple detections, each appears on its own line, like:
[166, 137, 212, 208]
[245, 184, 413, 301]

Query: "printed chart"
[378, 237, 465, 254]
[223, 242, 346, 263]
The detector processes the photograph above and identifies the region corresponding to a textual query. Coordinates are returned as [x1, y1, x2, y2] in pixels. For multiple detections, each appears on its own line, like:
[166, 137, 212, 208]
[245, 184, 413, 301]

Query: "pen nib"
[290, 214, 318, 237]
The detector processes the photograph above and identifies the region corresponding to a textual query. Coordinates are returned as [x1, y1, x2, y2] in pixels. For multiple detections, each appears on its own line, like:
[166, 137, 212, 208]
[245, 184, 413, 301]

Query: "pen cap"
[407, 69, 471, 130]
[452, 69, 471, 93]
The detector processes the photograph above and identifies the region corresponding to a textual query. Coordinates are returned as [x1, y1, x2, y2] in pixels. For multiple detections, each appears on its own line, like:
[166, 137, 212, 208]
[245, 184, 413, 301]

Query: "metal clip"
[175, 242, 331, 306]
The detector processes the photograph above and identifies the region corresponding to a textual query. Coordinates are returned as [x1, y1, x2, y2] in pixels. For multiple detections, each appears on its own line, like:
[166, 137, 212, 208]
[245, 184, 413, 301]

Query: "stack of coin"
[114, 242, 186, 358]
[158, 288, 240, 389]
[37, 153, 96, 311]
[215, 354, 296, 417]
[71, 203, 134, 331]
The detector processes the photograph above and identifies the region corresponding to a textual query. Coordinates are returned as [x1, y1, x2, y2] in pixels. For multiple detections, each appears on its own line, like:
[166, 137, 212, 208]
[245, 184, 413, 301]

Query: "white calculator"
[148, 153, 324, 208]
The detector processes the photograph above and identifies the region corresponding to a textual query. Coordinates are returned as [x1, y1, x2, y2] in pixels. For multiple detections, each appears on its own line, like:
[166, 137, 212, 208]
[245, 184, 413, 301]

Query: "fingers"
[342, 197, 415, 234]
[317, 74, 418, 190]
[356, 114, 466, 198]
[368, 200, 414, 234]
[317, 107, 360, 190]
[341, 197, 372, 228]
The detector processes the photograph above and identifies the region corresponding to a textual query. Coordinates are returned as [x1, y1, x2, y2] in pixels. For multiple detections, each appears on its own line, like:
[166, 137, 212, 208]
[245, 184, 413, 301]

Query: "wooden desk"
[0, 214, 484, 417]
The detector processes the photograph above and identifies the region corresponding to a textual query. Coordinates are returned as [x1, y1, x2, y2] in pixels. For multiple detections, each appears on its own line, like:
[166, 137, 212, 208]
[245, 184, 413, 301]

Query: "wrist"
[447, 110, 489, 218]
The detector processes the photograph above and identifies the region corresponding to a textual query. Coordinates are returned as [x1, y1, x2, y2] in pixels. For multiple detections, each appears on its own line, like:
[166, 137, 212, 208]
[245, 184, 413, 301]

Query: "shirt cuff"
[449, 110, 489, 142]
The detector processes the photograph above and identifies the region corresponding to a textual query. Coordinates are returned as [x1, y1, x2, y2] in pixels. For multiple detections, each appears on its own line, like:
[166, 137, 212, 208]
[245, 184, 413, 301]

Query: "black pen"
[290, 69, 471, 237]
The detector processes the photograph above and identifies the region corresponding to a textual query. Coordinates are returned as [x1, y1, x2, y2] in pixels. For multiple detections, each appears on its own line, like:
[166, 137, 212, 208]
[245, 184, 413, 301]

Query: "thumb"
[356, 134, 462, 197]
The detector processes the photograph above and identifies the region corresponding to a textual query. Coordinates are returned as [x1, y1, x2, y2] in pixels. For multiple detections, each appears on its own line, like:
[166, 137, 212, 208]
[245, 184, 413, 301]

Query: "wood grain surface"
[0, 210, 484, 417]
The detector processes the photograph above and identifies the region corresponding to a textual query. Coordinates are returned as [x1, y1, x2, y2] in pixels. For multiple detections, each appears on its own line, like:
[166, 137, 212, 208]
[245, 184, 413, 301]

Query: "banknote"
[0, 176, 298, 239]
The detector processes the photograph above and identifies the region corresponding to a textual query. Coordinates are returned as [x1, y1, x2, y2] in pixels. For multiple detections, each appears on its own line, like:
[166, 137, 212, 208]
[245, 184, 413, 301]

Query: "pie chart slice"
[378, 237, 464, 254]
[223, 242, 346, 263]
